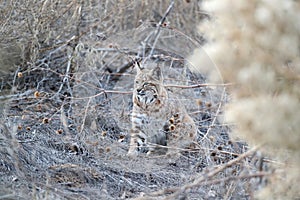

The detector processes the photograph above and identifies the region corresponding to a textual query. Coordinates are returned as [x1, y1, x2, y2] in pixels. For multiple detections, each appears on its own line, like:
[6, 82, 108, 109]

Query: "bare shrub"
[192, 0, 300, 199]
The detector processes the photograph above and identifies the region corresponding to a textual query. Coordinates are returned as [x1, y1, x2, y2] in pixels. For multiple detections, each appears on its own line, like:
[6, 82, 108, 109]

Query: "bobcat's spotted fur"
[127, 63, 197, 156]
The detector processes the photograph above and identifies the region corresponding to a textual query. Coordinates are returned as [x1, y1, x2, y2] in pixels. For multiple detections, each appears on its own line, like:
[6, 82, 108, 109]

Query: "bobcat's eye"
[143, 82, 151, 87]
[135, 81, 139, 84]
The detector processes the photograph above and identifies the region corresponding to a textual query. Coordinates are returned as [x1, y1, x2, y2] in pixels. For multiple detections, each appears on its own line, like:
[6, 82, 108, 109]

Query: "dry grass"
[0, 1, 271, 199]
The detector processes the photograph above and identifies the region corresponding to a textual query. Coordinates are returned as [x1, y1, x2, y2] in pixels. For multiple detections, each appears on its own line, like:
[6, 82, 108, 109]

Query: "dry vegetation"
[0, 1, 283, 199]
[191, 0, 300, 199]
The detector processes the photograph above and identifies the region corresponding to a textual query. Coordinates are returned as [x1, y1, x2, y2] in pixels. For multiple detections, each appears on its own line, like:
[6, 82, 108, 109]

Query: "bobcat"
[127, 63, 197, 156]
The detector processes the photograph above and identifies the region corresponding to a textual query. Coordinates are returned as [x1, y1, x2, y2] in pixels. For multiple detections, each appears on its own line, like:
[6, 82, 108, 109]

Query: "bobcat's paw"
[163, 113, 183, 140]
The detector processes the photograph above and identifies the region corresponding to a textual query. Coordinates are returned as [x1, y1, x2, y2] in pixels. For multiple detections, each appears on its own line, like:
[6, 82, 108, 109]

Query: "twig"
[139, 0, 175, 61]
[148, 0, 174, 58]
[69, 90, 132, 101]
[200, 86, 226, 142]
[80, 97, 91, 134]
[194, 172, 272, 188]
[0, 90, 35, 101]
[165, 83, 233, 89]
[50, 44, 74, 100]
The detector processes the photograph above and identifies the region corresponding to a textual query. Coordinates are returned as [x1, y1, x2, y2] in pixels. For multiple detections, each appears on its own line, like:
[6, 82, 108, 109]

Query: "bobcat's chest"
[132, 109, 168, 134]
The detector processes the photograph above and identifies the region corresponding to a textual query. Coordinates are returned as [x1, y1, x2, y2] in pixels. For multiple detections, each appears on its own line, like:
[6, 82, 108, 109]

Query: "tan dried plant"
[189, 1, 300, 199]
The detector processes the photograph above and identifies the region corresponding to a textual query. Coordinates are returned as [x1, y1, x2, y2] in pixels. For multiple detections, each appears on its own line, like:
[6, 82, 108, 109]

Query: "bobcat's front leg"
[127, 131, 139, 156]
[127, 128, 148, 156]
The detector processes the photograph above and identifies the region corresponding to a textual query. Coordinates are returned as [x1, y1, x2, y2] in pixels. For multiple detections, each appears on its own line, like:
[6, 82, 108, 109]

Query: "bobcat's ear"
[151, 65, 162, 81]
[135, 61, 142, 74]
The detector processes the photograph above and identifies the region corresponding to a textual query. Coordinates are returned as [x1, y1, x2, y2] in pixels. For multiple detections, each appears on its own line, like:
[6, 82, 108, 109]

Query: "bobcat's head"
[133, 64, 167, 110]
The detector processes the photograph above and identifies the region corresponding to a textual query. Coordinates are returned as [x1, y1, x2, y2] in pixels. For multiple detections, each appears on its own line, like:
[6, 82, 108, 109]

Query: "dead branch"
[148, 0, 175, 57]
[165, 82, 233, 89]
[134, 146, 261, 200]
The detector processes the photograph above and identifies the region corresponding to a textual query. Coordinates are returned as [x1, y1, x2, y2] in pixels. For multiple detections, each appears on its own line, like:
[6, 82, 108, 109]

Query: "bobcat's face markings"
[135, 83, 159, 108]
[133, 66, 165, 111]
